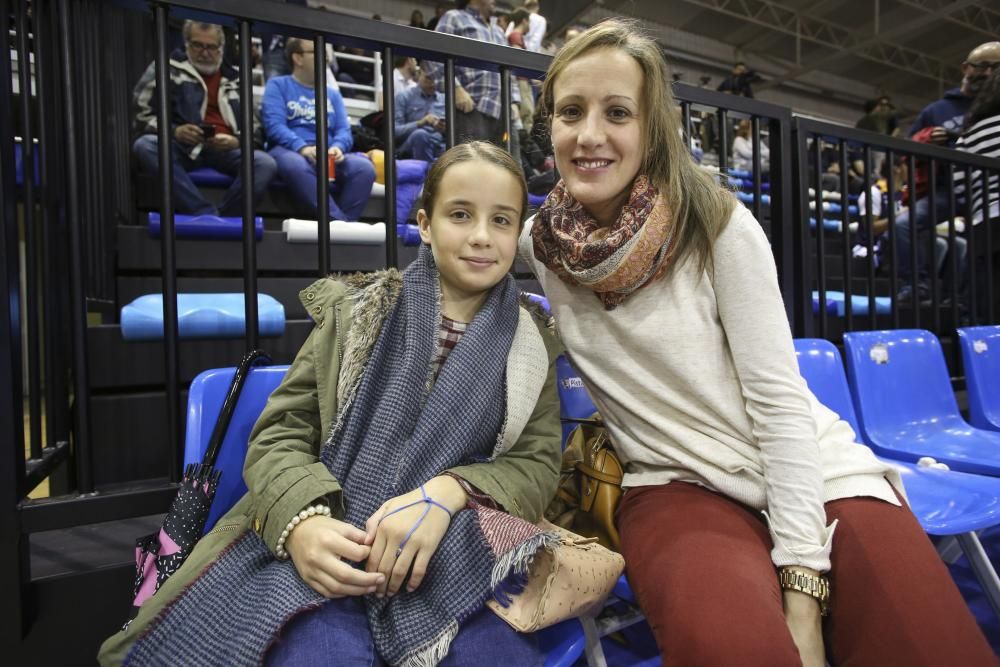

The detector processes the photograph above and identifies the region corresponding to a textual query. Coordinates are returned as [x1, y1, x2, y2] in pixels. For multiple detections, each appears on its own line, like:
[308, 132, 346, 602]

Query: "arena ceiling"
[544, 0, 996, 117]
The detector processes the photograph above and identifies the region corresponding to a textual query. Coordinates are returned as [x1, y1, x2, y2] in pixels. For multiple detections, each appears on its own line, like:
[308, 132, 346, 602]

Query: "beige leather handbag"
[486, 520, 625, 632]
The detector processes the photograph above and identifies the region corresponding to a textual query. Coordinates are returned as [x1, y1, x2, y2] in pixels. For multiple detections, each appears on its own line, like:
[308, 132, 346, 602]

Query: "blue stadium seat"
[183, 363, 593, 666]
[148, 212, 264, 241]
[843, 329, 1000, 476]
[184, 365, 290, 532]
[957, 326, 1000, 432]
[795, 338, 1000, 617]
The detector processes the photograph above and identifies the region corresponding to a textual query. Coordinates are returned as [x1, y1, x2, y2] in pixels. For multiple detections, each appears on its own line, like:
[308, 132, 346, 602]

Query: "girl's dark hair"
[963, 67, 1000, 133]
[421, 142, 528, 226]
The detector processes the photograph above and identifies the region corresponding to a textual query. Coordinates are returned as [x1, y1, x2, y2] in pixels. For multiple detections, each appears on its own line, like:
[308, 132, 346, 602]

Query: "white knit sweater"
[521, 205, 903, 572]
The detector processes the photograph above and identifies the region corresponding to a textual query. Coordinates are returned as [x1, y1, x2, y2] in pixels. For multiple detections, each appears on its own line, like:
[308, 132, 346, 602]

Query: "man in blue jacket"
[131, 21, 277, 216]
[262, 38, 376, 222]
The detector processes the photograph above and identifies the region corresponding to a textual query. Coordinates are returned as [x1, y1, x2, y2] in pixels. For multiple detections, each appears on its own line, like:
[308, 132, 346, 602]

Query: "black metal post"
[769, 114, 797, 333]
[1, 0, 28, 641]
[863, 146, 875, 330]
[982, 169, 994, 324]
[153, 2, 181, 483]
[314, 34, 330, 276]
[501, 66, 512, 153]
[382, 46, 398, 269]
[928, 164, 940, 333]
[945, 164, 959, 341]
[718, 109, 729, 178]
[814, 136, 826, 338]
[964, 165, 976, 324]
[886, 150, 899, 329]
[681, 102, 692, 148]
[750, 116, 762, 221]
[239, 19, 258, 350]
[16, 0, 41, 461]
[907, 154, 920, 327]
[445, 58, 456, 148]
[838, 141, 852, 333]
[59, 0, 94, 491]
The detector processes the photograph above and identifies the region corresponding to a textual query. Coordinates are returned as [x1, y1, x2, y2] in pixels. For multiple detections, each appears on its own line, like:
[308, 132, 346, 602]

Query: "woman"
[732, 118, 770, 174]
[522, 19, 996, 667]
[100, 142, 563, 666]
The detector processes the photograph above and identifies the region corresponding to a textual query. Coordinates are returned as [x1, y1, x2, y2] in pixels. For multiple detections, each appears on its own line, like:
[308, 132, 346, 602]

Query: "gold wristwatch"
[778, 568, 831, 616]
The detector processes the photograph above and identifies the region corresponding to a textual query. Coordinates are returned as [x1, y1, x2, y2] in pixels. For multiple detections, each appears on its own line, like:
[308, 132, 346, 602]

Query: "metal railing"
[1, 0, 997, 648]
[793, 118, 1000, 343]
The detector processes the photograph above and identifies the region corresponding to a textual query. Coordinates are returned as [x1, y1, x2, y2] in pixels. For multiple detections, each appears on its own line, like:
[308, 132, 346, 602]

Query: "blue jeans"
[132, 134, 277, 216]
[265, 597, 545, 666]
[397, 127, 445, 162]
[895, 190, 969, 295]
[269, 145, 376, 222]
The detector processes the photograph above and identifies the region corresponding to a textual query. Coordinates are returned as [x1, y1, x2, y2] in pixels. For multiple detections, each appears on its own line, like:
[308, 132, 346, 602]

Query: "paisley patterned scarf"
[531, 175, 676, 310]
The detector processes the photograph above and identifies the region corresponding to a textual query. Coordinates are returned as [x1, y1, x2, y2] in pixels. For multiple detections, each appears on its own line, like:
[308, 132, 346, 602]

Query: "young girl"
[523, 19, 995, 667]
[99, 142, 563, 666]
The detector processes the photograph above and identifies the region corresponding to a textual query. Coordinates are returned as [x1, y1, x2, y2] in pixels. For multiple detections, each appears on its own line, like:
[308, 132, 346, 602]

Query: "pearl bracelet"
[275, 503, 332, 560]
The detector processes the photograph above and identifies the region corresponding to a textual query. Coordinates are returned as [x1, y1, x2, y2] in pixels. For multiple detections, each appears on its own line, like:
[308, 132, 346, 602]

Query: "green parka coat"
[99, 271, 563, 665]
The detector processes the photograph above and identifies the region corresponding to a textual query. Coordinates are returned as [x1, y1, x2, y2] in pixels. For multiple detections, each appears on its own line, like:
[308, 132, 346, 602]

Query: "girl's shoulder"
[298, 269, 404, 313]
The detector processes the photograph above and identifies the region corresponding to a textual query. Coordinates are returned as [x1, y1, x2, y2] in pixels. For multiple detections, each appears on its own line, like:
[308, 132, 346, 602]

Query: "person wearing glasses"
[131, 21, 277, 217]
[261, 38, 376, 223]
[896, 41, 1000, 305]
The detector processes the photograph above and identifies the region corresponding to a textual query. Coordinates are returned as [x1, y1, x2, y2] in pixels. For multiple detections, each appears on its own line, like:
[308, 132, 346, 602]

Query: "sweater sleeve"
[711, 207, 835, 572]
[261, 78, 308, 153]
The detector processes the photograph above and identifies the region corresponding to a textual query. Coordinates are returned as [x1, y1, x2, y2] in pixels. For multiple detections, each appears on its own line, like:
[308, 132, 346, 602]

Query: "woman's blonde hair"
[538, 19, 735, 271]
[421, 141, 528, 227]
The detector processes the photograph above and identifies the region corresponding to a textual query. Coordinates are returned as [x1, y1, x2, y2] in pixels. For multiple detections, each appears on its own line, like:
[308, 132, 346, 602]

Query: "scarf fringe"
[398, 621, 459, 667]
[489, 531, 561, 607]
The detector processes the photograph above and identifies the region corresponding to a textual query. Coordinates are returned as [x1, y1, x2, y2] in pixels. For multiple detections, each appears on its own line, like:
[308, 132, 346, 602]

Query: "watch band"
[778, 568, 831, 616]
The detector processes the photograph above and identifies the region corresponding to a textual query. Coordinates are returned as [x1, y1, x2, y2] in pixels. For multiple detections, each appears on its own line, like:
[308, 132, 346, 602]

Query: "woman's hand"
[783, 588, 826, 667]
[285, 516, 385, 598]
[364, 476, 468, 597]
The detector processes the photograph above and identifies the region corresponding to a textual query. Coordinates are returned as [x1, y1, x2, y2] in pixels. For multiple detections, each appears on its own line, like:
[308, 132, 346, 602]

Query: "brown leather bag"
[544, 415, 623, 551]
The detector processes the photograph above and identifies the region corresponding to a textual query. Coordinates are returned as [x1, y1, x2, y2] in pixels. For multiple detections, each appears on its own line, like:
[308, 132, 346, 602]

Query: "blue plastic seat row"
[811, 290, 892, 317]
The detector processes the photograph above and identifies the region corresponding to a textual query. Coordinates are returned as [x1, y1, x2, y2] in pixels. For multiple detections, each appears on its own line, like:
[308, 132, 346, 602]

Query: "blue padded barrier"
[148, 212, 264, 241]
[397, 223, 421, 246]
[735, 191, 771, 206]
[15, 141, 39, 187]
[121, 293, 286, 341]
[957, 326, 1000, 432]
[811, 290, 891, 317]
[843, 329, 1000, 476]
[809, 217, 848, 232]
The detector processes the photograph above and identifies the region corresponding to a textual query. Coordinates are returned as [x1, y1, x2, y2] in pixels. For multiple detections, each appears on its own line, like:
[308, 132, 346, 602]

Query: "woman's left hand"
[364, 476, 468, 597]
[783, 589, 826, 667]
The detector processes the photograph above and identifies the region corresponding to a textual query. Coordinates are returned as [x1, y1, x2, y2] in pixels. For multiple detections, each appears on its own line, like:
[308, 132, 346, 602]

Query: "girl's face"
[417, 160, 522, 304]
[551, 48, 644, 226]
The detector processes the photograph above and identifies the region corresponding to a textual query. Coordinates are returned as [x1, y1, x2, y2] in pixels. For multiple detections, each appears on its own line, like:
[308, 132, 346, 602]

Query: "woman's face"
[551, 48, 644, 226]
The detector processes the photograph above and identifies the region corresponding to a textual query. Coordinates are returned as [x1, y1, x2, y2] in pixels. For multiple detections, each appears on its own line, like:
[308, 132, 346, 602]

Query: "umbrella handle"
[203, 349, 272, 467]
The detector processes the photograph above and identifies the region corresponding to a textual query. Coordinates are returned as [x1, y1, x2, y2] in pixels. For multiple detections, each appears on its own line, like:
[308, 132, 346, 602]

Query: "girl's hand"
[783, 588, 826, 667]
[285, 516, 385, 598]
[364, 476, 468, 597]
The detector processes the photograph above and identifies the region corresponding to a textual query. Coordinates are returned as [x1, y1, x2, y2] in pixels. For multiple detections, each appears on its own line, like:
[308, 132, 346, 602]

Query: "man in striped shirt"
[424, 0, 520, 148]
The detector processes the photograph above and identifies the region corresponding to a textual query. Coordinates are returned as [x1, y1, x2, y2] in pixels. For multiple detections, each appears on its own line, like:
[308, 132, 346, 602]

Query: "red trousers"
[616, 482, 997, 666]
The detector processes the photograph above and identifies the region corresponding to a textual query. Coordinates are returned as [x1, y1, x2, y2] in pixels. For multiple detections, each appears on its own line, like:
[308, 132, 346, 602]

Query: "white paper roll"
[283, 219, 387, 245]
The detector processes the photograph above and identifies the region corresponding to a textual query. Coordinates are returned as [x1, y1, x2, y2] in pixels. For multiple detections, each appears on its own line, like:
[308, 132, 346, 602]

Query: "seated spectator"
[262, 38, 376, 222]
[507, 9, 536, 129]
[855, 96, 899, 137]
[393, 56, 418, 96]
[394, 70, 446, 162]
[409, 9, 425, 28]
[731, 119, 769, 174]
[716, 62, 759, 98]
[131, 21, 277, 217]
[334, 45, 375, 100]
